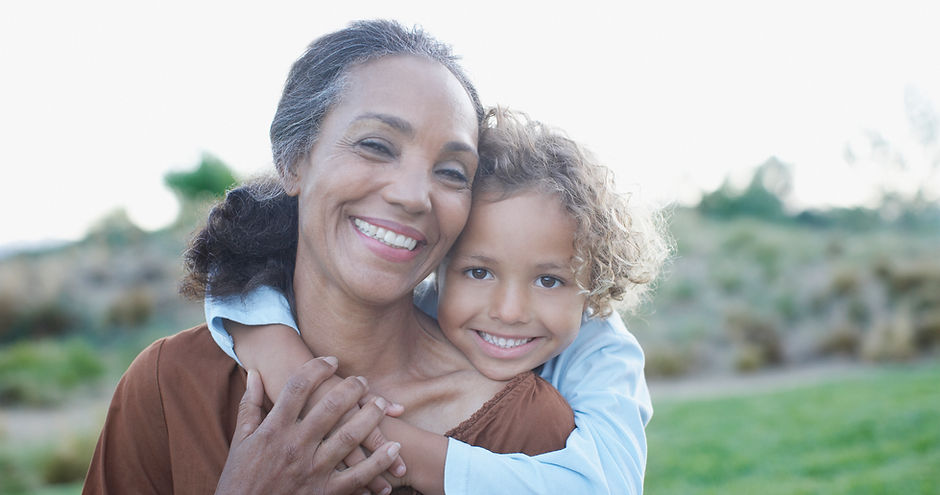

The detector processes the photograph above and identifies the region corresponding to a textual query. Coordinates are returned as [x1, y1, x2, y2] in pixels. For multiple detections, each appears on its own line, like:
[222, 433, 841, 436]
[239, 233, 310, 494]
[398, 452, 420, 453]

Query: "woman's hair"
[474, 108, 672, 317]
[182, 20, 484, 302]
[271, 19, 484, 180]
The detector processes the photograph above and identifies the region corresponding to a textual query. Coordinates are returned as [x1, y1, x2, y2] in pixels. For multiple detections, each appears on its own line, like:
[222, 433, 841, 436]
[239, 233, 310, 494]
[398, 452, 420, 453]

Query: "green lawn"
[646, 361, 940, 494]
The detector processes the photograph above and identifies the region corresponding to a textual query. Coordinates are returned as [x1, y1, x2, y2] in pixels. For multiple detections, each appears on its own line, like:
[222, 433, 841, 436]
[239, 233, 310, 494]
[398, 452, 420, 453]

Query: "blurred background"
[1, 1, 937, 493]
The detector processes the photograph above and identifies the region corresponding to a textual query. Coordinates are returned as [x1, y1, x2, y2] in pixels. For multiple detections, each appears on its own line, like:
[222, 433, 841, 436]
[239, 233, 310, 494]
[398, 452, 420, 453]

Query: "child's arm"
[208, 287, 651, 494]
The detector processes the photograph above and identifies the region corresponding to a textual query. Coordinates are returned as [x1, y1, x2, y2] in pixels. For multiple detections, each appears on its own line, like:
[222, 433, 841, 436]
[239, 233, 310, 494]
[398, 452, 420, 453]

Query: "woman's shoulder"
[122, 324, 241, 393]
[447, 372, 574, 456]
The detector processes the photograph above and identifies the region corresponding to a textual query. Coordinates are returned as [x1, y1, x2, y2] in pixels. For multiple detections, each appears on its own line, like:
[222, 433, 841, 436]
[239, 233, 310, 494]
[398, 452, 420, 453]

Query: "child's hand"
[333, 385, 408, 495]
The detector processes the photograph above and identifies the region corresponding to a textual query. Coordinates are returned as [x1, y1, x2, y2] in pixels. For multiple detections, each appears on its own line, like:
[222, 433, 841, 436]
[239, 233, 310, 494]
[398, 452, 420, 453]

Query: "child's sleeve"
[204, 286, 298, 367]
[443, 312, 652, 495]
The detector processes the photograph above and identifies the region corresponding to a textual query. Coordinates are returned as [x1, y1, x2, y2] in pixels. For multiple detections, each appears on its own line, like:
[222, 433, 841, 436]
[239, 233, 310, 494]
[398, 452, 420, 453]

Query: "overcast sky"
[2, 0, 938, 248]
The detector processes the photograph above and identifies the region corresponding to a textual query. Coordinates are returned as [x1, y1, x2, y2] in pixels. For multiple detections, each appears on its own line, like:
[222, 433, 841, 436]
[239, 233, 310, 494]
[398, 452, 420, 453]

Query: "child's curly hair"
[475, 108, 672, 317]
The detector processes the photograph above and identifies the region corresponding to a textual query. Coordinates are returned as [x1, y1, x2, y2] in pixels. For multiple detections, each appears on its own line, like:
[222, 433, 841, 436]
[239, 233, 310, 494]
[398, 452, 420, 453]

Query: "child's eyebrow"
[461, 254, 498, 265]
[534, 261, 573, 272]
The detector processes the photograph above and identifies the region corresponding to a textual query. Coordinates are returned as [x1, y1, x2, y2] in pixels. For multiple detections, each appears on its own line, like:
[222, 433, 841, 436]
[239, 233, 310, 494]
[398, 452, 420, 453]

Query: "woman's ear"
[280, 158, 305, 196]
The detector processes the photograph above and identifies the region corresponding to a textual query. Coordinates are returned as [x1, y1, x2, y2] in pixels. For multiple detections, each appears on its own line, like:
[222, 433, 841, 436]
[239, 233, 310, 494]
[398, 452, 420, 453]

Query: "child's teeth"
[479, 331, 533, 349]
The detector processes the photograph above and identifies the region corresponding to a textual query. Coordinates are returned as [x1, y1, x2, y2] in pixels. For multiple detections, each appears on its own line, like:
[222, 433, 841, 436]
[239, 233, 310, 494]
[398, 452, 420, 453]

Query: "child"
[207, 108, 669, 493]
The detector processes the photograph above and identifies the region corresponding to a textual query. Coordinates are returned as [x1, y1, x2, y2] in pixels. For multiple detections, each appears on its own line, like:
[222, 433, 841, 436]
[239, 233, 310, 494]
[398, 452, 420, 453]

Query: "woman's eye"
[359, 139, 394, 156]
[465, 268, 492, 280]
[436, 166, 469, 185]
[536, 276, 563, 288]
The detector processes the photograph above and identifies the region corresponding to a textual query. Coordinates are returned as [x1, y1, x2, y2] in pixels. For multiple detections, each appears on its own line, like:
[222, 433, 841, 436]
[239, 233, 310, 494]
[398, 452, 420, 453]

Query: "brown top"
[83, 324, 574, 494]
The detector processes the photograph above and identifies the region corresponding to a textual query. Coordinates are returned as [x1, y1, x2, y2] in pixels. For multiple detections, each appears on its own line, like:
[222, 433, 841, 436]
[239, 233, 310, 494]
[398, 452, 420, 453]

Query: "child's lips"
[475, 330, 534, 349]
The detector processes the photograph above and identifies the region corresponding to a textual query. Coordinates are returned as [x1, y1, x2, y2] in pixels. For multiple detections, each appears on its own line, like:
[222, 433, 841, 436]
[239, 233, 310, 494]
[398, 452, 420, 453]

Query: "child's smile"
[437, 189, 587, 381]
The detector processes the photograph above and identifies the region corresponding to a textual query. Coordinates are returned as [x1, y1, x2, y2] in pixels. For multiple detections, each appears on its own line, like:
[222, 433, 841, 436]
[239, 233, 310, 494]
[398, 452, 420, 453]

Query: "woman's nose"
[489, 283, 531, 325]
[381, 161, 432, 214]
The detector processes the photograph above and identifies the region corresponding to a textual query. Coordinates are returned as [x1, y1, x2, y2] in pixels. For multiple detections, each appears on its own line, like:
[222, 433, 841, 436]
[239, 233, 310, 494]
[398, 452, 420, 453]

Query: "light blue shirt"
[206, 285, 651, 494]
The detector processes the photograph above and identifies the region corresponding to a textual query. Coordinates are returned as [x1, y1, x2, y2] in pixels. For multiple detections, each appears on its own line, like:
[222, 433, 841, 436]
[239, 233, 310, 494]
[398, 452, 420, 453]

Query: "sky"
[2, 0, 938, 248]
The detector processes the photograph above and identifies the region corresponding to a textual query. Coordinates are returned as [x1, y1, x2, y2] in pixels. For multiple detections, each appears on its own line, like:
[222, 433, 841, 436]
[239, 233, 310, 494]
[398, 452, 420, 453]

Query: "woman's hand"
[216, 357, 401, 495]
[228, 321, 408, 492]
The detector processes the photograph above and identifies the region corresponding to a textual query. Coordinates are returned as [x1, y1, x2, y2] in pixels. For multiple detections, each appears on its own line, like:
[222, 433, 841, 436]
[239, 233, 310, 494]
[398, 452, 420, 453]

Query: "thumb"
[232, 369, 265, 449]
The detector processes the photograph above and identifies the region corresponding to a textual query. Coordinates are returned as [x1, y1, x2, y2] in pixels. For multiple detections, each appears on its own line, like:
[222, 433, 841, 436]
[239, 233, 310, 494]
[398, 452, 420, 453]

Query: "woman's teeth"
[354, 218, 418, 250]
[478, 331, 533, 349]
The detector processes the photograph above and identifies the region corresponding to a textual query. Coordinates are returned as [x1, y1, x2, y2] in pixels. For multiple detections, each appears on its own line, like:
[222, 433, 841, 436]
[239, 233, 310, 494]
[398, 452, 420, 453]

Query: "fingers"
[299, 375, 370, 444]
[265, 356, 338, 429]
[360, 425, 407, 479]
[231, 369, 265, 449]
[333, 439, 401, 495]
[316, 395, 389, 470]
[344, 444, 395, 495]
[359, 392, 405, 418]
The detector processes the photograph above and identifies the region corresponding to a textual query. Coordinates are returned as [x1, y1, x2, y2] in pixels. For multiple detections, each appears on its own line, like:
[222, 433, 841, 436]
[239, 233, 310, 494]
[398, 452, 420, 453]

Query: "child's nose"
[489, 283, 531, 325]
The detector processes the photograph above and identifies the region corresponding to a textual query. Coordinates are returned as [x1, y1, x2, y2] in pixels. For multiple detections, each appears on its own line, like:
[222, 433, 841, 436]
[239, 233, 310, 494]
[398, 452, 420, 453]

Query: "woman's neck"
[291, 264, 417, 379]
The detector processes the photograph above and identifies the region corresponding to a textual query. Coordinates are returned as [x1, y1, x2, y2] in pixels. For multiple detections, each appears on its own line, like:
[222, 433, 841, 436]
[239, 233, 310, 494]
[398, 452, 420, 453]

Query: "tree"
[164, 153, 237, 202]
[164, 153, 238, 226]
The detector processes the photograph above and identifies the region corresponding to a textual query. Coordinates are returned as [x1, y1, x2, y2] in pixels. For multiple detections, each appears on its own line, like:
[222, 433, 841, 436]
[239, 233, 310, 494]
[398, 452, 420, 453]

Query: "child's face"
[437, 189, 587, 381]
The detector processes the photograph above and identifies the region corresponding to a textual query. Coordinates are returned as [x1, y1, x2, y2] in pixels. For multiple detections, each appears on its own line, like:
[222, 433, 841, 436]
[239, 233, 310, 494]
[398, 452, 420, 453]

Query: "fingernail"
[322, 356, 338, 367]
[380, 487, 392, 495]
[356, 375, 368, 387]
[387, 442, 401, 458]
[393, 463, 407, 477]
[374, 396, 388, 410]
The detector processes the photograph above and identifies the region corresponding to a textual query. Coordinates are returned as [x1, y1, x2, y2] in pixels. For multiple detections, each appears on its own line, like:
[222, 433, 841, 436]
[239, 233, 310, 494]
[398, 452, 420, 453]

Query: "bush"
[725, 309, 783, 370]
[817, 324, 862, 357]
[862, 314, 916, 362]
[106, 288, 154, 328]
[0, 340, 106, 406]
[644, 344, 696, 378]
[40, 432, 98, 485]
[0, 299, 81, 344]
[0, 453, 34, 494]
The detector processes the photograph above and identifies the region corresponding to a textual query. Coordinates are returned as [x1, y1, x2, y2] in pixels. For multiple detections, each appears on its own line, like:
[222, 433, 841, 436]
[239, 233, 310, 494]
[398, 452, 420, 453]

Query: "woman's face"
[288, 55, 479, 306]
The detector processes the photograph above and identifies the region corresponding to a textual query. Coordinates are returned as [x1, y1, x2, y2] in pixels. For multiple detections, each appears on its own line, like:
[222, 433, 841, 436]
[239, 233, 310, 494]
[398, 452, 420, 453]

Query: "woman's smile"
[352, 217, 426, 262]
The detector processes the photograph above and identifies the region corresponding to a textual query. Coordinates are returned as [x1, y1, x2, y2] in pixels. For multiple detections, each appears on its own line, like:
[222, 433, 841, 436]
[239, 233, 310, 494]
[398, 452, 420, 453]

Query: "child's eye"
[465, 268, 492, 280]
[536, 276, 563, 288]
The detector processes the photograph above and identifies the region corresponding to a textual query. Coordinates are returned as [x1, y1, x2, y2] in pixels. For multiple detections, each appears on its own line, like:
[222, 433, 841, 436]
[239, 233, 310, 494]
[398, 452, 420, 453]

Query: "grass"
[646, 361, 940, 494]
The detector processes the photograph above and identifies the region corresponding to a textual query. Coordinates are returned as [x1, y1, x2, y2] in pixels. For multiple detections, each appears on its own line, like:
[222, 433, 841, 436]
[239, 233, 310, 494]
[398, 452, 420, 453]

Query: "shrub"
[914, 309, 940, 349]
[106, 288, 154, 328]
[725, 309, 783, 370]
[861, 314, 916, 362]
[830, 268, 861, 297]
[817, 324, 862, 357]
[644, 344, 696, 378]
[40, 432, 98, 485]
[0, 340, 106, 406]
[0, 299, 81, 344]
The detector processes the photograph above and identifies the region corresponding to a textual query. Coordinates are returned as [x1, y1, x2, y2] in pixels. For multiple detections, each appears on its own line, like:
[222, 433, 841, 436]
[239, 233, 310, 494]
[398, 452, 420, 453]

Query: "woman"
[86, 20, 653, 495]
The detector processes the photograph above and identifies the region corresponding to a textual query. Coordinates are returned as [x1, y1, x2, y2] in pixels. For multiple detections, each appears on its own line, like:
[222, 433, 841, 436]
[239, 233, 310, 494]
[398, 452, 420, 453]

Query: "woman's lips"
[351, 217, 425, 262]
[353, 218, 419, 250]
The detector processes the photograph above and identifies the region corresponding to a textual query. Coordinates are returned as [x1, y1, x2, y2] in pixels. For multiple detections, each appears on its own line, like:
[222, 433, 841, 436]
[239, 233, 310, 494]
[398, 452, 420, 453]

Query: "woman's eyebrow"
[354, 113, 414, 136]
[444, 141, 478, 158]
[353, 113, 478, 158]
